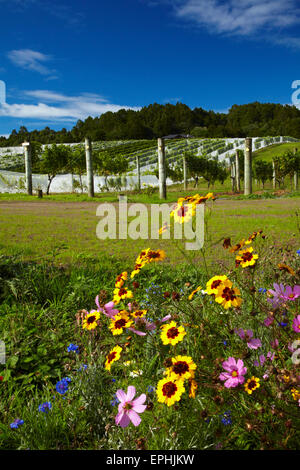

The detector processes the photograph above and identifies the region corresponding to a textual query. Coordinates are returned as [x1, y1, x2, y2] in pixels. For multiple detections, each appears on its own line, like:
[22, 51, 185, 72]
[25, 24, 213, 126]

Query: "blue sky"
[0, 0, 300, 136]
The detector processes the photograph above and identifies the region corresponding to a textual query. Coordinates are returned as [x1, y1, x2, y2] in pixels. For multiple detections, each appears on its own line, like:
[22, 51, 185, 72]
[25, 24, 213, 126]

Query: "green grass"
[0, 197, 299, 268]
[0, 229, 299, 450]
[253, 142, 299, 162]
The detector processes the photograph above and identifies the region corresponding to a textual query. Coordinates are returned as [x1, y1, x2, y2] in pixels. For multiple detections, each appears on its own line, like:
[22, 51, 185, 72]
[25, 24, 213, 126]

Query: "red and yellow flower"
[160, 321, 186, 346]
[171, 202, 195, 224]
[235, 246, 258, 268]
[206, 275, 229, 295]
[115, 271, 128, 288]
[188, 378, 198, 398]
[244, 376, 260, 394]
[109, 311, 133, 335]
[156, 373, 185, 406]
[167, 355, 197, 381]
[105, 345, 122, 371]
[188, 285, 202, 300]
[131, 309, 147, 319]
[214, 279, 242, 309]
[82, 310, 100, 330]
[113, 286, 133, 304]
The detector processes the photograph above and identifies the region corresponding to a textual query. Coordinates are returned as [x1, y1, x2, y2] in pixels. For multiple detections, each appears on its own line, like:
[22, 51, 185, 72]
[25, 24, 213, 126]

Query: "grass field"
[0, 189, 299, 450]
[253, 142, 299, 162]
[0, 195, 299, 266]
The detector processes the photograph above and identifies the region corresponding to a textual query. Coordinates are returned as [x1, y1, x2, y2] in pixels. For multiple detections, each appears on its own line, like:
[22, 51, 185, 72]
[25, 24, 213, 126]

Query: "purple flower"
[115, 386, 147, 428]
[95, 297, 119, 319]
[67, 343, 79, 354]
[270, 339, 279, 349]
[264, 316, 274, 327]
[267, 283, 285, 308]
[10, 419, 24, 429]
[219, 357, 247, 388]
[235, 328, 262, 349]
[282, 285, 300, 302]
[38, 402, 52, 413]
[292, 315, 300, 333]
[55, 377, 71, 395]
[254, 352, 274, 367]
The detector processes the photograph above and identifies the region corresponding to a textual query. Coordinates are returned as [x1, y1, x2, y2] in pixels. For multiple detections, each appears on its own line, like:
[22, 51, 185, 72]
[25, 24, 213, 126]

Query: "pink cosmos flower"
[219, 357, 247, 388]
[264, 316, 274, 327]
[292, 315, 300, 333]
[115, 386, 147, 428]
[95, 297, 119, 319]
[253, 351, 275, 367]
[267, 283, 285, 308]
[235, 328, 262, 349]
[282, 285, 300, 302]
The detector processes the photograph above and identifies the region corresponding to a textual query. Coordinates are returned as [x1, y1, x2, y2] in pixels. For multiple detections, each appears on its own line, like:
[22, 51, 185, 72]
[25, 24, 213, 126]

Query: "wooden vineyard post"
[183, 156, 187, 190]
[85, 137, 94, 198]
[235, 150, 240, 192]
[158, 137, 166, 199]
[244, 137, 252, 195]
[294, 148, 298, 191]
[22, 141, 32, 195]
[136, 155, 141, 191]
[230, 160, 236, 192]
[272, 160, 276, 190]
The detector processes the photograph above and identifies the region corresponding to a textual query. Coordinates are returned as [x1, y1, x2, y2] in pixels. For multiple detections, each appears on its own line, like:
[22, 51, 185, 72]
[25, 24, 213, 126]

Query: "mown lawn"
[0, 196, 299, 266]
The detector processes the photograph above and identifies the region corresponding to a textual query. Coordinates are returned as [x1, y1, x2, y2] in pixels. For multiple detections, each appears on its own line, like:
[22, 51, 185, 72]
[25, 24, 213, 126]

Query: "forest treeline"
[1, 101, 300, 147]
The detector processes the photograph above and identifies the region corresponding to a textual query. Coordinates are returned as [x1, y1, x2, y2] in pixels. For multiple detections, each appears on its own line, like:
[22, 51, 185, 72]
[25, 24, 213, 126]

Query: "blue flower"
[78, 364, 87, 372]
[67, 343, 79, 354]
[258, 288, 267, 294]
[220, 411, 232, 425]
[223, 340, 227, 346]
[38, 402, 52, 413]
[10, 419, 24, 429]
[55, 377, 71, 395]
[147, 386, 155, 393]
[110, 393, 120, 406]
[296, 249, 300, 256]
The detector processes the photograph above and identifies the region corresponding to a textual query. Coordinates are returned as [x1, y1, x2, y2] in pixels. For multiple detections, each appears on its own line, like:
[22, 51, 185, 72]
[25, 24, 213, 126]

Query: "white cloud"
[173, 0, 300, 36]
[7, 49, 56, 77]
[0, 90, 141, 122]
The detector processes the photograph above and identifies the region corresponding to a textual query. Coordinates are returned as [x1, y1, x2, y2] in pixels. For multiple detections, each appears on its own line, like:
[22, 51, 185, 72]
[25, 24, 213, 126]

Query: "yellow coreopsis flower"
[115, 271, 128, 288]
[113, 286, 133, 304]
[188, 286, 202, 300]
[105, 345, 122, 371]
[244, 376, 260, 394]
[109, 311, 133, 335]
[188, 378, 198, 399]
[235, 246, 258, 268]
[160, 321, 186, 346]
[82, 310, 100, 330]
[156, 373, 185, 406]
[214, 280, 242, 309]
[166, 355, 197, 381]
[291, 387, 300, 401]
[170, 202, 195, 224]
[206, 275, 229, 295]
[131, 309, 147, 319]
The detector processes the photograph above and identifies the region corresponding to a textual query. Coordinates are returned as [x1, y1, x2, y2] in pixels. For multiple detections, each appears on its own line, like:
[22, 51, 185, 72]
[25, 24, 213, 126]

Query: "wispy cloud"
[0, 89, 140, 122]
[149, 0, 300, 49]
[173, 0, 300, 36]
[7, 49, 57, 78]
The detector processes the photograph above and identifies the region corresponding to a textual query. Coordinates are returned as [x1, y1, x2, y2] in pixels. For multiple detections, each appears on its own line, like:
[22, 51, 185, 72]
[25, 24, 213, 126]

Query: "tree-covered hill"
[1, 101, 300, 147]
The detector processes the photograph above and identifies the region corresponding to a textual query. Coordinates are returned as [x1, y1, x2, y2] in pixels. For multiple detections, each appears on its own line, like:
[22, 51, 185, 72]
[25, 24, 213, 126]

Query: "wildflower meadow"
[0, 193, 299, 451]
